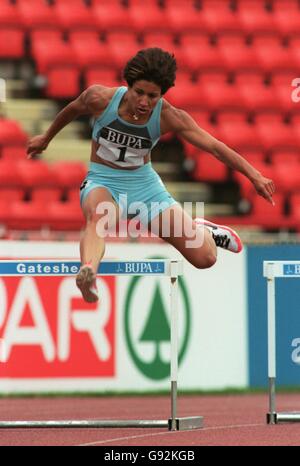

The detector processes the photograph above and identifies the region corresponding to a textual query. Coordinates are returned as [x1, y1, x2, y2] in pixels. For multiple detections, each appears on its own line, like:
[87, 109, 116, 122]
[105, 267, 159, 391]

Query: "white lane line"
[77, 423, 264, 446]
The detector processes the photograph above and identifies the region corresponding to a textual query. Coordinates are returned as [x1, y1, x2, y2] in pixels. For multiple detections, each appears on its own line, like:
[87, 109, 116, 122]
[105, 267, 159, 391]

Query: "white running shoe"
[195, 218, 243, 253]
[76, 265, 99, 303]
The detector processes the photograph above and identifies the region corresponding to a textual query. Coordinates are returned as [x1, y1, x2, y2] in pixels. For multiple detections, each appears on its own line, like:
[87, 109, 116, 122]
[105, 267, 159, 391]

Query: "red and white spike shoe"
[195, 218, 243, 253]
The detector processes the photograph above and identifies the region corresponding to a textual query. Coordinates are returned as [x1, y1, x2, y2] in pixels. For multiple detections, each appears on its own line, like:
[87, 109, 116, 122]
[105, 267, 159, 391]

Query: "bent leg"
[149, 203, 217, 269]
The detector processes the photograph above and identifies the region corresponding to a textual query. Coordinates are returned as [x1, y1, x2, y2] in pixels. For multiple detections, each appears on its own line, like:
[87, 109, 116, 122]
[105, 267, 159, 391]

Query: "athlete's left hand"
[252, 175, 275, 205]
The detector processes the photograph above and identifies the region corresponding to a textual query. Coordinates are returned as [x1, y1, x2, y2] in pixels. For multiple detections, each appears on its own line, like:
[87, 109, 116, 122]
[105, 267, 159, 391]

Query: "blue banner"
[248, 245, 300, 387]
[0, 261, 166, 276]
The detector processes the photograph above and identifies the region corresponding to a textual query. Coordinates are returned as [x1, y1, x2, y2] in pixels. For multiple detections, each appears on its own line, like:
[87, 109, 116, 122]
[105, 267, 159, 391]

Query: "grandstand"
[1, 0, 300, 240]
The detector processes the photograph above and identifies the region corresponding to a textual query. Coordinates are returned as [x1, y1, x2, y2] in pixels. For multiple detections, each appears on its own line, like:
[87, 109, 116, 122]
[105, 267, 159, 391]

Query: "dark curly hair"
[123, 48, 177, 95]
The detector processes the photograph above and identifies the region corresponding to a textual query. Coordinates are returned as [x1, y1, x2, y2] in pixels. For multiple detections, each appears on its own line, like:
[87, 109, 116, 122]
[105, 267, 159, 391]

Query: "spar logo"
[0, 276, 115, 377]
[124, 272, 191, 380]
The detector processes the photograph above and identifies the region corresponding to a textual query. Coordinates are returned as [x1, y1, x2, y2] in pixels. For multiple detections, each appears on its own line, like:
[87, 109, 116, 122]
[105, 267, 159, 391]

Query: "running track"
[0, 394, 300, 446]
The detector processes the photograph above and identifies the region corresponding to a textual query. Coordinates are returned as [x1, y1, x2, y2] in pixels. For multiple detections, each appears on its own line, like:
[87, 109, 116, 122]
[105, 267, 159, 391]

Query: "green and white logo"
[124, 269, 191, 380]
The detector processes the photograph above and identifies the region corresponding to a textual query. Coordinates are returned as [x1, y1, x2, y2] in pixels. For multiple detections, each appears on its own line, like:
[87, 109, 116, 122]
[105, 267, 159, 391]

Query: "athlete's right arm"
[27, 85, 107, 158]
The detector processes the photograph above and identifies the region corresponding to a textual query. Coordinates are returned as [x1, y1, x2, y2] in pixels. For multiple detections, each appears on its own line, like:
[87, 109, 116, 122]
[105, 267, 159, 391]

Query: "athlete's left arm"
[165, 106, 275, 205]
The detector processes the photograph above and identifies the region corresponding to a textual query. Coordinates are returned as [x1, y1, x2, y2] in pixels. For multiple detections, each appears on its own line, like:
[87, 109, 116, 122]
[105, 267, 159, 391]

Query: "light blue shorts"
[80, 162, 177, 226]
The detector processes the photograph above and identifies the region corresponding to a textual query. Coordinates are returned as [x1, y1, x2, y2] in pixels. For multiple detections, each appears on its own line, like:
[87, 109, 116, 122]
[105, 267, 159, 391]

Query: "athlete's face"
[128, 80, 162, 118]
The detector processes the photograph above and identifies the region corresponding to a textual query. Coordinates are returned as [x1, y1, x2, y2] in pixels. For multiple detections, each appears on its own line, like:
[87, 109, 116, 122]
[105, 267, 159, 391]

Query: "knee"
[193, 252, 217, 269]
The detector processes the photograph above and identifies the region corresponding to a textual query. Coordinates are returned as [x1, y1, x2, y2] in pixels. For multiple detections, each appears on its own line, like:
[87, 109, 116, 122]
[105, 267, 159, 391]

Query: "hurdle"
[0, 259, 203, 431]
[264, 260, 300, 424]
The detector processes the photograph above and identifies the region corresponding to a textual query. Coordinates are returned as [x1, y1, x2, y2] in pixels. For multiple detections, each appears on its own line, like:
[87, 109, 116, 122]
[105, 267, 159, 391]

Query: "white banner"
[0, 240, 248, 393]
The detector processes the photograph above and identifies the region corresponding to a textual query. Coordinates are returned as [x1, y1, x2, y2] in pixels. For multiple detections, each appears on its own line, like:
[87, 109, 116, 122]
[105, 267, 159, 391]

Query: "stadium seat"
[129, 3, 168, 33]
[106, 32, 141, 70]
[9, 200, 49, 230]
[239, 81, 282, 113]
[201, 0, 242, 34]
[217, 33, 260, 73]
[17, 0, 58, 30]
[84, 67, 120, 88]
[31, 187, 62, 202]
[92, 2, 132, 34]
[270, 149, 300, 166]
[252, 33, 293, 73]
[0, 119, 27, 146]
[47, 201, 85, 231]
[179, 33, 222, 72]
[272, 0, 300, 37]
[1, 146, 27, 161]
[142, 32, 183, 63]
[45, 66, 80, 99]
[0, 160, 23, 188]
[0, 27, 24, 59]
[165, 77, 202, 110]
[70, 32, 112, 69]
[54, 0, 97, 32]
[50, 161, 87, 189]
[32, 38, 76, 74]
[164, 0, 208, 34]
[0, 2, 21, 28]
[17, 160, 54, 188]
[273, 162, 300, 193]
[255, 112, 297, 151]
[190, 150, 228, 182]
[236, 0, 276, 34]
[247, 192, 287, 229]
[0, 188, 24, 202]
[217, 112, 260, 151]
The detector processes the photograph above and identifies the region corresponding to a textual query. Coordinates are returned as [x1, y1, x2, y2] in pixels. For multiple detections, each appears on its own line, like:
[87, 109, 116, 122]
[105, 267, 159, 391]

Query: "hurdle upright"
[0, 259, 203, 431]
[264, 260, 300, 424]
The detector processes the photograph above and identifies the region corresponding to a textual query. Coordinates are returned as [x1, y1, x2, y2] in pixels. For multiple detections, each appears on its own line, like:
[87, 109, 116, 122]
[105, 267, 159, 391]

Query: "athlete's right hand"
[27, 135, 49, 159]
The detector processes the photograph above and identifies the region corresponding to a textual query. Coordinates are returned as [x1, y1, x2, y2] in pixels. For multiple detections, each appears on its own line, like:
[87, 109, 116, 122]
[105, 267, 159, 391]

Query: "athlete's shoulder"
[160, 98, 190, 134]
[81, 85, 120, 117]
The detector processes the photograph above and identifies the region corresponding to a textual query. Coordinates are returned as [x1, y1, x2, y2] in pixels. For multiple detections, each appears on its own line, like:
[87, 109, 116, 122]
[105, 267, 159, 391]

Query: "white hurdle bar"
[264, 261, 300, 424]
[0, 259, 203, 431]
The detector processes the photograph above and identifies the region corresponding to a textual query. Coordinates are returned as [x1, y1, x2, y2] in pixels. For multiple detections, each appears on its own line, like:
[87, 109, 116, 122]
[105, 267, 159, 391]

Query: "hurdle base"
[168, 416, 204, 431]
[267, 412, 300, 424]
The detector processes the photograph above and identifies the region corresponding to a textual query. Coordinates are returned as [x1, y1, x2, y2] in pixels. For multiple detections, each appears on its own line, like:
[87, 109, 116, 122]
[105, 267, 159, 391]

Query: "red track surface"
[0, 394, 300, 446]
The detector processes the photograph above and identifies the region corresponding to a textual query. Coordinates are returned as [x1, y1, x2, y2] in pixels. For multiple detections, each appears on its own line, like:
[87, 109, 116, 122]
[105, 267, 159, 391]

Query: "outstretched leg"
[77, 187, 119, 302]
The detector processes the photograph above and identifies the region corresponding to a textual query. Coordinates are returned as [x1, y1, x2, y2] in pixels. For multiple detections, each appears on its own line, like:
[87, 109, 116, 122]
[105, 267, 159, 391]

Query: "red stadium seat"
[9, 200, 49, 230]
[129, 3, 168, 33]
[1, 146, 27, 160]
[166, 78, 202, 110]
[31, 187, 62, 202]
[190, 150, 228, 182]
[32, 38, 76, 74]
[17, 160, 54, 188]
[45, 66, 80, 99]
[164, 0, 208, 34]
[217, 111, 260, 151]
[179, 33, 222, 72]
[54, 1, 97, 32]
[0, 2, 21, 28]
[84, 68, 120, 88]
[272, 0, 300, 37]
[70, 33, 112, 69]
[239, 82, 282, 113]
[273, 162, 300, 193]
[92, 2, 132, 34]
[50, 161, 87, 189]
[248, 192, 287, 229]
[48, 201, 85, 231]
[0, 160, 23, 188]
[217, 33, 260, 73]
[106, 32, 141, 70]
[142, 32, 183, 64]
[17, 0, 58, 30]
[0, 119, 27, 146]
[252, 34, 293, 73]
[236, 0, 276, 34]
[255, 112, 297, 151]
[201, 0, 242, 34]
[270, 149, 300, 166]
[67, 187, 80, 202]
[0, 27, 24, 59]
[0, 188, 24, 202]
